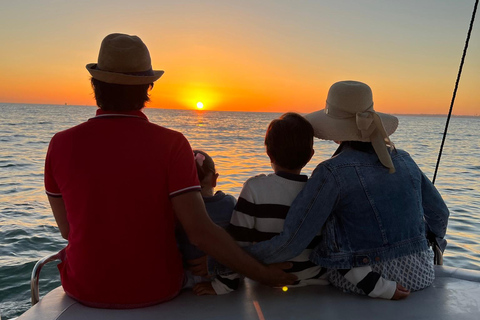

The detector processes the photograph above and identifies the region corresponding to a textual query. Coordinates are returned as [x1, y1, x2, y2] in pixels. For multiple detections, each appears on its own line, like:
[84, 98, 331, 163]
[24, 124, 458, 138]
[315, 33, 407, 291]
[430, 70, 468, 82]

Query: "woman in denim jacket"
[247, 80, 449, 295]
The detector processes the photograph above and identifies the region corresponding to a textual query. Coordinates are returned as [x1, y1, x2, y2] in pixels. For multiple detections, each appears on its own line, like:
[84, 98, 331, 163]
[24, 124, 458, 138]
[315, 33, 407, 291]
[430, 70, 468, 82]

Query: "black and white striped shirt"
[211, 172, 396, 299]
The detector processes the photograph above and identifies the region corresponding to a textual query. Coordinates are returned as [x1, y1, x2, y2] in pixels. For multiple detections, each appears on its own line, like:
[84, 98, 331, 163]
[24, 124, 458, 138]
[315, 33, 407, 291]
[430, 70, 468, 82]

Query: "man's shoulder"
[50, 118, 187, 146]
[50, 121, 90, 140]
[147, 122, 186, 139]
[132, 118, 178, 133]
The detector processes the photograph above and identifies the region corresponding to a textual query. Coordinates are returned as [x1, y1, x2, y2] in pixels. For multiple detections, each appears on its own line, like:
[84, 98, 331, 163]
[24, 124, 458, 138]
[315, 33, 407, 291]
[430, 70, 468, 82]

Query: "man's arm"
[194, 185, 260, 295]
[48, 195, 69, 240]
[171, 191, 296, 287]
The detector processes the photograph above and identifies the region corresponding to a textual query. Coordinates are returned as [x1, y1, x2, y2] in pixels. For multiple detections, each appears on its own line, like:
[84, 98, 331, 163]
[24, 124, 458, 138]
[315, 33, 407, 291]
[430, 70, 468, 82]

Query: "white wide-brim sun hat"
[305, 81, 398, 142]
[86, 33, 164, 85]
[305, 80, 399, 173]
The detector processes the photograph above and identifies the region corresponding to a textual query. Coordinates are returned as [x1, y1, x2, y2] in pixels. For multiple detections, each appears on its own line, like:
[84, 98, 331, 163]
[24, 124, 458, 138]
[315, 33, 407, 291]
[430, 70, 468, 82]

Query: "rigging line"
[433, 0, 479, 185]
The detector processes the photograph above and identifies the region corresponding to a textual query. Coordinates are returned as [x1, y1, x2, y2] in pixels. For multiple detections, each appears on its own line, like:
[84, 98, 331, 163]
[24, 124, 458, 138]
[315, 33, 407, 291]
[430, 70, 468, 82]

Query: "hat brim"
[305, 109, 398, 142]
[86, 63, 164, 85]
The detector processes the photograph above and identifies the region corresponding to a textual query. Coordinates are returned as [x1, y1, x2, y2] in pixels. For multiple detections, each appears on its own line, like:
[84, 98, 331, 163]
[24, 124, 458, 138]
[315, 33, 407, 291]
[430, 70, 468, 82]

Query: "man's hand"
[172, 192, 296, 288]
[391, 283, 410, 300]
[262, 262, 297, 287]
[193, 282, 217, 295]
[187, 255, 209, 277]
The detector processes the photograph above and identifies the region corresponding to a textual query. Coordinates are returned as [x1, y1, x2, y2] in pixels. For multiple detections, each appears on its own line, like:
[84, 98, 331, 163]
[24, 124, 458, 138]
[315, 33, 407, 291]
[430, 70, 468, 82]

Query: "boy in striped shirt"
[194, 113, 400, 299]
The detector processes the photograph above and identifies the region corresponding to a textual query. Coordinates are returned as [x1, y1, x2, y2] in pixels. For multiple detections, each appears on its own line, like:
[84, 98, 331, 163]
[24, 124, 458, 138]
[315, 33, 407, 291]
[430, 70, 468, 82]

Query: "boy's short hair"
[265, 112, 314, 170]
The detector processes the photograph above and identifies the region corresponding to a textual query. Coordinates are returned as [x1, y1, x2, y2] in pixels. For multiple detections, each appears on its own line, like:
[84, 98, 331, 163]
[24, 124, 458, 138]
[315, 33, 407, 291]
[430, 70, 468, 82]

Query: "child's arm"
[338, 266, 410, 300]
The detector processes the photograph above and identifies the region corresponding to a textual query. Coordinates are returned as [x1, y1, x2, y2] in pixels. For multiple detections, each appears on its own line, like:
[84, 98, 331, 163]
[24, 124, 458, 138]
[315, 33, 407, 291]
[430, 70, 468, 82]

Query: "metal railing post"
[433, 244, 444, 266]
[30, 251, 62, 305]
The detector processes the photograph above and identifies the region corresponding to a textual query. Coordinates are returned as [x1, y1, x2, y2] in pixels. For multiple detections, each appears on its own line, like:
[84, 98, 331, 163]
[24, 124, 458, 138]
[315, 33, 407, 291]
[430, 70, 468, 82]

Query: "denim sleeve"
[245, 165, 339, 264]
[421, 172, 450, 252]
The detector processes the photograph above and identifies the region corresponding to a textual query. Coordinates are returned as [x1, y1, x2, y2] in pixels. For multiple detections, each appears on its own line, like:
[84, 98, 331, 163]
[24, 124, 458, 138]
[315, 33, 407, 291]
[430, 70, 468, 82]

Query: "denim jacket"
[246, 143, 449, 269]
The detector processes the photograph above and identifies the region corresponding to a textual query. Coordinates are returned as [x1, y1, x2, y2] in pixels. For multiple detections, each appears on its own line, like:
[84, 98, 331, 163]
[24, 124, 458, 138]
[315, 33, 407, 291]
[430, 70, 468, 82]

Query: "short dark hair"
[91, 78, 153, 111]
[265, 112, 314, 170]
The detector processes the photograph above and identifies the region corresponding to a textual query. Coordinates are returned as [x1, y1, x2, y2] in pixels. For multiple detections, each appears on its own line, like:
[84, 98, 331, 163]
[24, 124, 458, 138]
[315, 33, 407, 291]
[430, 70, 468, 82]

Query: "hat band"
[326, 101, 396, 173]
[92, 64, 155, 76]
[325, 102, 374, 119]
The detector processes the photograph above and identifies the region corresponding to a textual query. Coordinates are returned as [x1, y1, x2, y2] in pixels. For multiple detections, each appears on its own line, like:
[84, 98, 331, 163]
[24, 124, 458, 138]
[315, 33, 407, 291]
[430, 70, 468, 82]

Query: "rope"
[432, 0, 479, 185]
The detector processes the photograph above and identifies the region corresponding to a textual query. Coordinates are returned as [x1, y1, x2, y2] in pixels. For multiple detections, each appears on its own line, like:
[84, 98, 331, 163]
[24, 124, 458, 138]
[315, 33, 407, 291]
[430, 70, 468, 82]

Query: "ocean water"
[0, 103, 479, 319]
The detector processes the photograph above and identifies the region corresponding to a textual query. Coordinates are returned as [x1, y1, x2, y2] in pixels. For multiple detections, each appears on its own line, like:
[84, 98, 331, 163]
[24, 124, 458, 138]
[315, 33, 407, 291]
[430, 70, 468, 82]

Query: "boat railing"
[30, 250, 62, 306]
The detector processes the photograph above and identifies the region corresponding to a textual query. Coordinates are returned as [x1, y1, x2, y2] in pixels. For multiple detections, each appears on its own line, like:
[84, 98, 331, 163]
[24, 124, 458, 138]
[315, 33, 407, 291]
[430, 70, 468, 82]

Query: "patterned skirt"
[327, 249, 435, 295]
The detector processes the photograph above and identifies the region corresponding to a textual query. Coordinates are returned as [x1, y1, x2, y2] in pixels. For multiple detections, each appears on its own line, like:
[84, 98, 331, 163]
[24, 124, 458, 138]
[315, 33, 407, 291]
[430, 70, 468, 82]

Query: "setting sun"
[196, 102, 204, 109]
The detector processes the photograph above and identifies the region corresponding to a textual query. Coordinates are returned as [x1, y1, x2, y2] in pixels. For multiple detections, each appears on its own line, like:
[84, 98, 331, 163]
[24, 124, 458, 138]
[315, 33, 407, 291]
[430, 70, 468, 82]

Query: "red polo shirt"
[45, 109, 200, 308]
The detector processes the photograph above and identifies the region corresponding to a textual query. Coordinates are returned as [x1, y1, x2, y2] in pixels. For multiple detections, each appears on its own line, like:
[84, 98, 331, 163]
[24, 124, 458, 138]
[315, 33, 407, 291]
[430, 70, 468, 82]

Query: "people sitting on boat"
[176, 150, 237, 288]
[44, 33, 295, 309]
[245, 80, 450, 297]
[191, 113, 326, 295]
[198, 112, 406, 299]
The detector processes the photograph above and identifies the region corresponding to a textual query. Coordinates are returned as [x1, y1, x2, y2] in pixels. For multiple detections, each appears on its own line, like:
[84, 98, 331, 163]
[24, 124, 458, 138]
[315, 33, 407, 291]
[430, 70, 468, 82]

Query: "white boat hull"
[17, 265, 480, 320]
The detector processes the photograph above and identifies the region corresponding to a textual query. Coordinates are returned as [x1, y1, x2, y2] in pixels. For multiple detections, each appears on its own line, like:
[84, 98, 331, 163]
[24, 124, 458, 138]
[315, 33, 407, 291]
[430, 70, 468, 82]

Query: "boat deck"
[17, 265, 480, 320]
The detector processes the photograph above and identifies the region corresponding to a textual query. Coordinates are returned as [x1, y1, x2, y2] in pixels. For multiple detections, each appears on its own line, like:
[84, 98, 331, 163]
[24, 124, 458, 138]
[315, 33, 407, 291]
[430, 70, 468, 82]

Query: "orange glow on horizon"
[1, 74, 478, 116]
[0, 1, 478, 117]
[0, 20, 477, 116]
[2, 58, 475, 115]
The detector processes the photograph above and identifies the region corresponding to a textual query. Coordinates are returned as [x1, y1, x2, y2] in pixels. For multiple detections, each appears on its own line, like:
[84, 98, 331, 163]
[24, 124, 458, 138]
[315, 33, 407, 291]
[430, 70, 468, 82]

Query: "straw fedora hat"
[305, 80, 399, 173]
[86, 33, 164, 85]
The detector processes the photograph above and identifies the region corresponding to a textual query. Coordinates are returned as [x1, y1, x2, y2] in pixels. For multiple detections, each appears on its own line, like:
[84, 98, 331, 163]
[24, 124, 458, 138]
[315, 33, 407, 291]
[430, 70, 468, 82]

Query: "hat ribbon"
[92, 64, 155, 76]
[356, 110, 396, 174]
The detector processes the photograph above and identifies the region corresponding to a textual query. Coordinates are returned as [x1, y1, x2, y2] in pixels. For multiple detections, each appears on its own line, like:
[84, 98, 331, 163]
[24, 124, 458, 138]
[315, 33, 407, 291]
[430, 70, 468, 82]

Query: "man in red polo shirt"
[45, 33, 294, 308]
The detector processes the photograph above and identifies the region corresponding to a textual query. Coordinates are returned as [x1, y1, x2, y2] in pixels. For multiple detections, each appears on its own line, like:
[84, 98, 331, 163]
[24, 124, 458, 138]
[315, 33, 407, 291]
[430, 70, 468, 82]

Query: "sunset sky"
[0, 0, 478, 115]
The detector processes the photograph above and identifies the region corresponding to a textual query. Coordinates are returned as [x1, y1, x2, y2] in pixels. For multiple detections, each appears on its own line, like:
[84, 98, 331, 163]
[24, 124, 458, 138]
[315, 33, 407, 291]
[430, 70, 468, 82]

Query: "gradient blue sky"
[0, 0, 478, 114]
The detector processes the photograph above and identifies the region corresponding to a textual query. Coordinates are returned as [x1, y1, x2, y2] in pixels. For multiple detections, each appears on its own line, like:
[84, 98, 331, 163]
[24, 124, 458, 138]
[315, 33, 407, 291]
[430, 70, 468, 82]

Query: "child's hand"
[187, 255, 209, 277]
[193, 282, 217, 295]
[391, 283, 410, 300]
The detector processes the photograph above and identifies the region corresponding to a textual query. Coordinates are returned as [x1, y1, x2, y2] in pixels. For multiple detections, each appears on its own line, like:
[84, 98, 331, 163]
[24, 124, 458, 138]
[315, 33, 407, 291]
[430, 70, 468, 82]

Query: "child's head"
[193, 150, 218, 196]
[265, 112, 314, 171]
